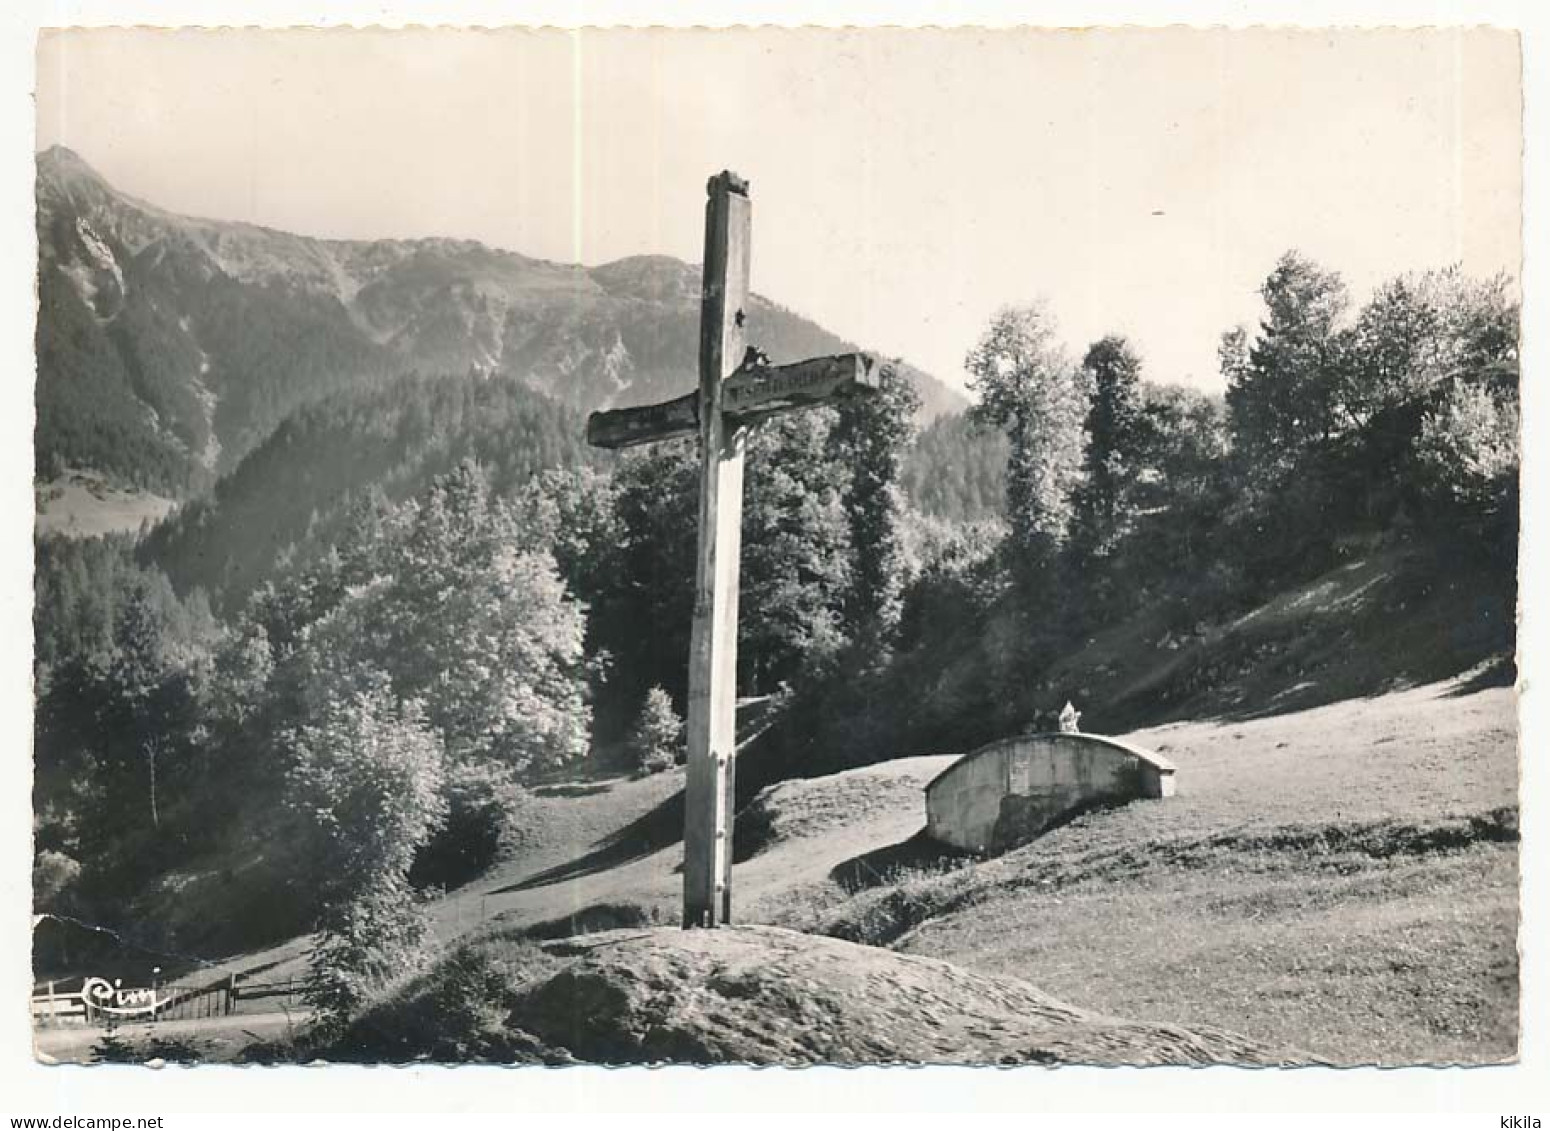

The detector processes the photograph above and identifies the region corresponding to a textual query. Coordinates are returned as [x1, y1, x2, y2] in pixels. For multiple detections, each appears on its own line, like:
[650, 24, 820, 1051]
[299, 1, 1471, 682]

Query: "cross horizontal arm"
[585, 391, 698, 450]
[723, 352, 884, 417]
[585, 352, 884, 450]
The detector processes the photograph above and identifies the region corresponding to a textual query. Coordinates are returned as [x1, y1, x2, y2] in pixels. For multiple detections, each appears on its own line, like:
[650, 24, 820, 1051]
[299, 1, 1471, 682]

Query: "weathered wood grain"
[583, 353, 881, 450]
[682, 171, 751, 928]
[584, 392, 697, 450]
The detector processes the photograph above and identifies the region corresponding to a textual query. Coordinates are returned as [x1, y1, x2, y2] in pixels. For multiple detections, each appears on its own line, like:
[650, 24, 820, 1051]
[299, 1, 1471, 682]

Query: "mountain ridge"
[35, 146, 966, 494]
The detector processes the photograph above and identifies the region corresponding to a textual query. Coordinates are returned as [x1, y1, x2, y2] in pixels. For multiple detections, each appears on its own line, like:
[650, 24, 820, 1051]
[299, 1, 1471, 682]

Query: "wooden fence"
[31, 973, 316, 1026]
[226, 976, 313, 1017]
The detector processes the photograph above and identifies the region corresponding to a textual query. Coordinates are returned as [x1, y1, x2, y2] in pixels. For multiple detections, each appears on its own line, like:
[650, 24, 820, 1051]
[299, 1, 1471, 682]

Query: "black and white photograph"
[7, 9, 1540, 1109]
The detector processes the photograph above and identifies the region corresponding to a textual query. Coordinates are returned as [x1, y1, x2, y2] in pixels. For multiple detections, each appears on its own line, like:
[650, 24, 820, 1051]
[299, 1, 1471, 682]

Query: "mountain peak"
[35, 144, 151, 224]
[37, 144, 107, 187]
[589, 255, 700, 302]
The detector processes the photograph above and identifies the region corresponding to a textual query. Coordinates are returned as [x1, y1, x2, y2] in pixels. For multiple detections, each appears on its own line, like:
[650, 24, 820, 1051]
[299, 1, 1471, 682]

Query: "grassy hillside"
[1046, 546, 1516, 729]
[733, 543, 1515, 806]
[777, 680, 1516, 1065]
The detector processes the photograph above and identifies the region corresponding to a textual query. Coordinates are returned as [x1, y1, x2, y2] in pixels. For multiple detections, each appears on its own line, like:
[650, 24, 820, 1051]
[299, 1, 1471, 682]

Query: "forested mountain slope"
[139, 372, 595, 608]
[35, 146, 963, 496]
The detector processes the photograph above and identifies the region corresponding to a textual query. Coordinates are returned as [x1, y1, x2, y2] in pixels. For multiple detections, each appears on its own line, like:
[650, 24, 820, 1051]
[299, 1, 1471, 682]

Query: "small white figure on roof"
[1058, 701, 1082, 733]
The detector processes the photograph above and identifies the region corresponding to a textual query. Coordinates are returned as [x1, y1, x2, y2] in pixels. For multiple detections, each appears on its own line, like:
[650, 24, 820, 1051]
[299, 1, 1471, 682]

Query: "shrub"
[32, 849, 81, 909]
[308, 933, 566, 1063]
[89, 1029, 140, 1064]
[306, 874, 435, 1020]
[412, 760, 530, 889]
[630, 686, 683, 775]
[1415, 382, 1518, 516]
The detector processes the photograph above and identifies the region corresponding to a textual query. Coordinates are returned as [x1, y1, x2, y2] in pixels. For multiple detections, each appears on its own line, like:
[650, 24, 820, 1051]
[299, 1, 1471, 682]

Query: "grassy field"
[35, 471, 175, 537]
[765, 677, 1518, 1064]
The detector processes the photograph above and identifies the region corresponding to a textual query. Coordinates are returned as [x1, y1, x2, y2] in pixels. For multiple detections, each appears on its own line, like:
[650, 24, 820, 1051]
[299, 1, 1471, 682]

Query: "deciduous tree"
[1223, 251, 1349, 482]
[1069, 335, 1146, 567]
[830, 361, 922, 650]
[282, 677, 447, 1017]
[964, 304, 1089, 593]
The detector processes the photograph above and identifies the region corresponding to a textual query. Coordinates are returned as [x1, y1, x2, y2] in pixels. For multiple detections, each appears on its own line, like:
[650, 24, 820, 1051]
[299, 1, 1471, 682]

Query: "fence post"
[46, 981, 55, 1022]
[226, 972, 238, 1016]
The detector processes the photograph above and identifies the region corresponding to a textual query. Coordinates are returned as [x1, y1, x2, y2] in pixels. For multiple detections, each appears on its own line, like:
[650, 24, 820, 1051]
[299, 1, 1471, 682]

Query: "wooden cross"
[586, 170, 883, 928]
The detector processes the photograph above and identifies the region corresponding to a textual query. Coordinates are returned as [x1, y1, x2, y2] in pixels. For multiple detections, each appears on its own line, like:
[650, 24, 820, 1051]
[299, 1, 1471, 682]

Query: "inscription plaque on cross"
[586, 171, 883, 928]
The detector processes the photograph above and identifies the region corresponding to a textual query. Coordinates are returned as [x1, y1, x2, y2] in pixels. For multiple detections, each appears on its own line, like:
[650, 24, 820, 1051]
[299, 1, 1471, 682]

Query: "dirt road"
[33, 1010, 311, 1064]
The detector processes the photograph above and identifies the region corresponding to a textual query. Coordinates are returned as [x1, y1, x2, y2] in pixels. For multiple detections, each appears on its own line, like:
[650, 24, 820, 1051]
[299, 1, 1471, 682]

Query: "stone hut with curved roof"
[925, 732, 1177, 854]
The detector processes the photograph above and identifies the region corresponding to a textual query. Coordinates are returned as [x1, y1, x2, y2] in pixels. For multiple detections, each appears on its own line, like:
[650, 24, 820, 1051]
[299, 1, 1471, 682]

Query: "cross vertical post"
[682, 171, 751, 928]
[583, 171, 885, 929]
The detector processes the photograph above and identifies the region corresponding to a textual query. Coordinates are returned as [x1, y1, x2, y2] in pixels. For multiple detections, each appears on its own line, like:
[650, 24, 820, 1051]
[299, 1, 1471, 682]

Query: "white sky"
[34, 26, 1521, 393]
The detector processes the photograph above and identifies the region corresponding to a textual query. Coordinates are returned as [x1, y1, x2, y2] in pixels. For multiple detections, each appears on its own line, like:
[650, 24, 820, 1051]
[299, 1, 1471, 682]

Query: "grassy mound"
[735, 755, 949, 862]
[311, 923, 1306, 1066]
